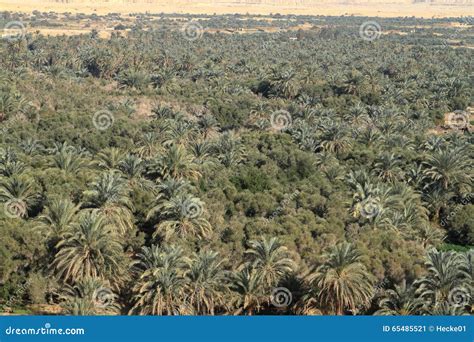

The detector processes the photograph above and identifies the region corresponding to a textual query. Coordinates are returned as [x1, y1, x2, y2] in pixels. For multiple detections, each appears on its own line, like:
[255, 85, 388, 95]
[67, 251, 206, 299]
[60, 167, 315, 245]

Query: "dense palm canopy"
[0, 11, 472, 316]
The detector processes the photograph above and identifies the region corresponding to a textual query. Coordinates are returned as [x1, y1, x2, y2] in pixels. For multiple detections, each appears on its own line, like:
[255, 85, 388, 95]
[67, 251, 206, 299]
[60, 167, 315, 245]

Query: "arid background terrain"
[1, 0, 473, 17]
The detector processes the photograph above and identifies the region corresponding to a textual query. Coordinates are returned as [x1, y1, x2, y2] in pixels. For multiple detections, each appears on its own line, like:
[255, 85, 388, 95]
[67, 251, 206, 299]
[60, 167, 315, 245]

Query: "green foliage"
[0, 11, 472, 316]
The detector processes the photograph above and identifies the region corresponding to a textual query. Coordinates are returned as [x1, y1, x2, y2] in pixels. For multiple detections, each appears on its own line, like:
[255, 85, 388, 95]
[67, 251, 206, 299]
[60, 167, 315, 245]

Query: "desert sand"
[0, 0, 473, 17]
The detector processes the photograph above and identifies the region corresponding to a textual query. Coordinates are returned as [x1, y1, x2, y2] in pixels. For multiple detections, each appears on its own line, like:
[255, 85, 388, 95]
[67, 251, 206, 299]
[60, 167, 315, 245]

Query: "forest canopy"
[0, 11, 473, 316]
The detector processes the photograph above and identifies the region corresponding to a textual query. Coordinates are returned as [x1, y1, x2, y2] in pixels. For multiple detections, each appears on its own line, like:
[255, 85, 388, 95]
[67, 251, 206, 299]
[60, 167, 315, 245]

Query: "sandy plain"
[0, 0, 472, 18]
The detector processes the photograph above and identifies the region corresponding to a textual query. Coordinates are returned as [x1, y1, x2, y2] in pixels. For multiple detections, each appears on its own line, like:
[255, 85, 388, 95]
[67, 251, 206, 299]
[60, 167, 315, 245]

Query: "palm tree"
[415, 224, 445, 249]
[344, 103, 368, 125]
[18, 138, 43, 156]
[118, 154, 144, 180]
[319, 125, 352, 156]
[36, 197, 80, 246]
[372, 153, 404, 183]
[268, 67, 299, 99]
[52, 211, 125, 283]
[83, 171, 134, 235]
[375, 281, 424, 315]
[0, 147, 27, 176]
[214, 131, 245, 168]
[118, 154, 153, 190]
[130, 245, 189, 315]
[189, 140, 216, 171]
[117, 69, 150, 92]
[50, 147, 85, 175]
[423, 188, 452, 221]
[313, 151, 338, 172]
[309, 243, 375, 315]
[0, 175, 39, 218]
[423, 147, 472, 193]
[245, 237, 295, 289]
[229, 266, 265, 315]
[430, 302, 469, 316]
[150, 103, 176, 120]
[406, 163, 426, 189]
[460, 250, 473, 283]
[415, 249, 467, 311]
[154, 194, 212, 241]
[47, 142, 79, 155]
[422, 136, 445, 153]
[354, 126, 382, 147]
[146, 178, 192, 221]
[0, 88, 30, 121]
[341, 69, 365, 95]
[61, 277, 119, 315]
[94, 148, 126, 171]
[186, 250, 228, 315]
[198, 114, 219, 139]
[134, 132, 163, 159]
[148, 145, 201, 181]
[164, 119, 198, 147]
